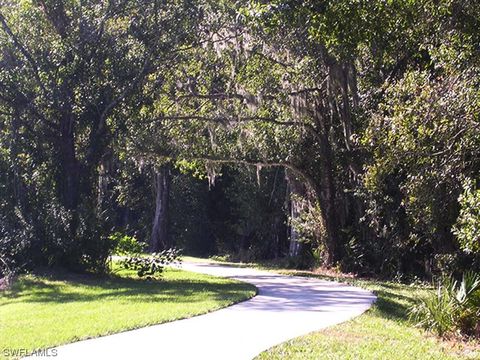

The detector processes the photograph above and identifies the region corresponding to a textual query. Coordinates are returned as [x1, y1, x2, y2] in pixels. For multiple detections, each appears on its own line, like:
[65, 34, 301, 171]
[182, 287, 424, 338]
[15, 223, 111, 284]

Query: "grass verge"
[0, 265, 256, 359]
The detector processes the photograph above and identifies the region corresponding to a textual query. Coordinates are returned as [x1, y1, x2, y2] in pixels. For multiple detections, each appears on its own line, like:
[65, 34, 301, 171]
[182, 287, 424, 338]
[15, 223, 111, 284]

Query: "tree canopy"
[1, 0, 479, 279]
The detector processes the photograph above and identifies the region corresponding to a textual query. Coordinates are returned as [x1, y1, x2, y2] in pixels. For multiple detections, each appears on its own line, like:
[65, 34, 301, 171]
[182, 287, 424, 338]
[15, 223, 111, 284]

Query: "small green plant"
[109, 232, 145, 255]
[409, 271, 480, 338]
[120, 248, 182, 280]
[109, 233, 181, 279]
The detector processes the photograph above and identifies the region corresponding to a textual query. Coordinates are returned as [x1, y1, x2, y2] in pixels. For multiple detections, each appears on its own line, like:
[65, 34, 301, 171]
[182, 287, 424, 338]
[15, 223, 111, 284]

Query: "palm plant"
[409, 272, 480, 337]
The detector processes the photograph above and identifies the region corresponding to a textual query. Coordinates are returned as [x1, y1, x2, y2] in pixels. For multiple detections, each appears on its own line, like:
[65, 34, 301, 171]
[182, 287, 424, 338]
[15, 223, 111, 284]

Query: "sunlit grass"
[0, 266, 256, 359]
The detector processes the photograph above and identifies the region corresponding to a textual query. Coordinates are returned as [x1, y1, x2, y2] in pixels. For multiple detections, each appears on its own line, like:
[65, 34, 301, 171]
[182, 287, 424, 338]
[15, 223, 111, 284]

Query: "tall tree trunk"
[317, 158, 338, 265]
[58, 114, 80, 212]
[97, 149, 113, 214]
[55, 113, 82, 255]
[150, 164, 170, 252]
[288, 197, 302, 257]
[315, 94, 341, 266]
[10, 109, 25, 209]
[286, 170, 305, 257]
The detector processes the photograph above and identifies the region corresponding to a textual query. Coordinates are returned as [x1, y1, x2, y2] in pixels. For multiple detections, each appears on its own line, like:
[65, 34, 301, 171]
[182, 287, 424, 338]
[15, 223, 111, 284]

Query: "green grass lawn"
[186, 256, 479, 359]
[0, 266, 256, 359]
[256, 275, 479, 360]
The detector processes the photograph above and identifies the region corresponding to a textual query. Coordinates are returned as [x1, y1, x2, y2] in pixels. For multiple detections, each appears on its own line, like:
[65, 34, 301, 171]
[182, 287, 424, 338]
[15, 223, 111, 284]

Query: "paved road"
[39, 262, 376, 360]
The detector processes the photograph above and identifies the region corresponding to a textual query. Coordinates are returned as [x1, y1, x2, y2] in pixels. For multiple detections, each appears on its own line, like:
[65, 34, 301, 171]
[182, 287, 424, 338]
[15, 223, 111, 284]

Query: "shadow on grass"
[372, 291, 414, 321]
[0, 270, 255, 306]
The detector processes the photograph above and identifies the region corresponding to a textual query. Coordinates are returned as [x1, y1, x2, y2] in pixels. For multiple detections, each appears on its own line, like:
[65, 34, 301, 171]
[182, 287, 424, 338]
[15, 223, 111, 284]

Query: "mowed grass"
[0, 266, 256, 359]
[255, 272, 479, 360]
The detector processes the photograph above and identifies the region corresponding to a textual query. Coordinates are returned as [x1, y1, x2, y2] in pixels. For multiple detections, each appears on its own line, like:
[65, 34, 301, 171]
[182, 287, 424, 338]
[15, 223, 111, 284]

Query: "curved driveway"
[46, 262, 376, 360]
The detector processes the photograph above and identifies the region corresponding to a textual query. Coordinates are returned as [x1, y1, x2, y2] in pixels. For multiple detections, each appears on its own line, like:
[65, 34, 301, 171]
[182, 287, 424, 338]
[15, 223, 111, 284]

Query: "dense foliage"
[0, 0, 479, 285]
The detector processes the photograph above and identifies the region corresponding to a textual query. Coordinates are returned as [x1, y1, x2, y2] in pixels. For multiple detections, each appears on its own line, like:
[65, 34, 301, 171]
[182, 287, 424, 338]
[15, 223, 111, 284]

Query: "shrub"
[110, 232, 145, 255]
[110, 233, 182, 280]
[409, 272, 480, 338]
[120, 248, 182, 280]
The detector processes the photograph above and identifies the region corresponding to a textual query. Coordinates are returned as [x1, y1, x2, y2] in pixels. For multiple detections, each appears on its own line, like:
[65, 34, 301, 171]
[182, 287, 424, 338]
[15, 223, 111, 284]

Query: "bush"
[120, 248, 182, 280]
[409, 272, 480, 338]
[110, 232, 181, 280]
[110, 232, 145, 255]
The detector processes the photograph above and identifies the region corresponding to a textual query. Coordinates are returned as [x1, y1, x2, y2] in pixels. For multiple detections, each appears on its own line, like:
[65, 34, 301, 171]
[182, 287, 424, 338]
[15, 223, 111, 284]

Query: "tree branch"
[140, 150, 319, 195]
[0, 12, 48, 95]
[152, 114, 322, 143]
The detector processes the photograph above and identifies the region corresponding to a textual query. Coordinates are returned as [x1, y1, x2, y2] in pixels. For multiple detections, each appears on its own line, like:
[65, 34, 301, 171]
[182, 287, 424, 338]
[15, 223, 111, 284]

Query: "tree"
[1, 0, 478, 278]
[0, 0, 201, 271]
[150, 164, 171, 252]
[133, 0, 480, 274]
